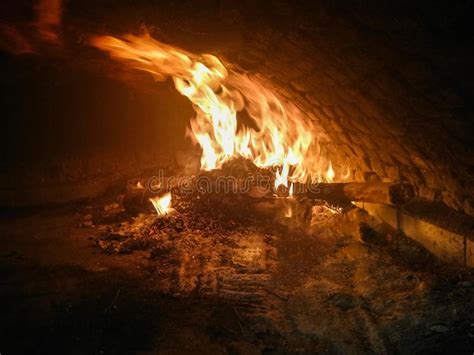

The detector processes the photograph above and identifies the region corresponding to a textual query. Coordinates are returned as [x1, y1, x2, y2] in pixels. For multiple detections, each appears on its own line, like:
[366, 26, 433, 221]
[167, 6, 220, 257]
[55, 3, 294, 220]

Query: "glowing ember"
[91, 33, 342, 188]
[149, 192, 172, 216]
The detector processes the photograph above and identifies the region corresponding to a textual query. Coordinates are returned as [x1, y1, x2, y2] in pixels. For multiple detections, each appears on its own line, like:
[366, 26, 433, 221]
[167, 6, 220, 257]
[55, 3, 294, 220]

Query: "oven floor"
[1, 201, 473, 354]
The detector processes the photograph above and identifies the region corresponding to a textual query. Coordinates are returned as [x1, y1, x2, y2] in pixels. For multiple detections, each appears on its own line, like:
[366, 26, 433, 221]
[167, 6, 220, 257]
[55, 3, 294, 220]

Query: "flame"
[325, 161, 335, 183]
[92, 34, 342, 187]
[149, 192, 172, 216]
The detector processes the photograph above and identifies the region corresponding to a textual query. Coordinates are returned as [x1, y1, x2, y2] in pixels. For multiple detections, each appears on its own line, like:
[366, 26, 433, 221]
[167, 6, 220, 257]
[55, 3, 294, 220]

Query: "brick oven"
[1, 1, 473, 353]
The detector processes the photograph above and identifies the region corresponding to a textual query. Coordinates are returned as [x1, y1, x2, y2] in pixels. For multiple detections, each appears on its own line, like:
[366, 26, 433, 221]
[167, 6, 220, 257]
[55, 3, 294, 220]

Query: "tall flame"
[91, 34, 338, 187]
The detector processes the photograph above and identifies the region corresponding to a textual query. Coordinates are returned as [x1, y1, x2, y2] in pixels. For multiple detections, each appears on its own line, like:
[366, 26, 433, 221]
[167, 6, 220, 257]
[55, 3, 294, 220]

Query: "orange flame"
[325, 161, 335, 183]
[149, 192, 172, 216]
[91, 34, 340, 187]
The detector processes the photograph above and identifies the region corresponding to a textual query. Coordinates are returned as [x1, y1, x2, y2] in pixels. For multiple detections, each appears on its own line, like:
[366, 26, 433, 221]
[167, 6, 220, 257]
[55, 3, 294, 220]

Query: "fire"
[326, 161, 335, 183]
[149, 193, 172, 216]
[91, 33, 340, 188]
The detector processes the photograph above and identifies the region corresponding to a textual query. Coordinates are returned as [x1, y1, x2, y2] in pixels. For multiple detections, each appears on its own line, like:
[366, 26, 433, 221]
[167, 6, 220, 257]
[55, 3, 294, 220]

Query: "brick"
[289, 78, 310, 93]
[467, 238, 474, 268]
[309, 85, 339, 106]
[321, 106, 337, 119]
[278, 39, 304, 58]
[419, 185, 441, 201]
[295, 59, 316, 73]
[422, 171, 444, 190]
[399, 166, 424, 187]
[441, 172, 464, 194]
[305, 93, 322, 107]
[384, 164, 400, 181]
[324, 64, 351, 85]
[338, 143, 357, 159]
[404, 149, 430, 171]
[368, 156, 385, 178]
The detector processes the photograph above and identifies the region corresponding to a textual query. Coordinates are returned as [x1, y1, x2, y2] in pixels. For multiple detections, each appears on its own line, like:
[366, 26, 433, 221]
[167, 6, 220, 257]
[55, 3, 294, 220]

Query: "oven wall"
[1, 0, 473, 215]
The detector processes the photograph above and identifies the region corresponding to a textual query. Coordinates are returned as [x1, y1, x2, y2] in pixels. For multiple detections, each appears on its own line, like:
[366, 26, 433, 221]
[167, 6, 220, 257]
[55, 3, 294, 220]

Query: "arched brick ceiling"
[225, 1, 474, 217]
[55, 0, 474, 216]
[2, 0, 473, 216]
[236, 30, 470, 212]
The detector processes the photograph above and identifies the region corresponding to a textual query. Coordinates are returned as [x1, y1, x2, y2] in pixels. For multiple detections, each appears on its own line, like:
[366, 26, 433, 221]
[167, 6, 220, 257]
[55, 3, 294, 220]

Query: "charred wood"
[291, 182, 415, 206]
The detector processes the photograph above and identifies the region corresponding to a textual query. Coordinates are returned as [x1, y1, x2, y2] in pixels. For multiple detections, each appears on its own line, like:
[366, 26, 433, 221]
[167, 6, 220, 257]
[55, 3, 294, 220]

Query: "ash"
[78, 185, 474, 353]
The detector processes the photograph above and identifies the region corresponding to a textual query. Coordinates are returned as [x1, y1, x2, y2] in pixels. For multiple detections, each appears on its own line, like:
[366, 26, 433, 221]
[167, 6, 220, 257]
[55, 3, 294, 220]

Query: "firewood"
[211, 181, 414, 206]
[124, 176, 414, 216]
[196, 163, 414, 205]
[290, 182, 415, 205]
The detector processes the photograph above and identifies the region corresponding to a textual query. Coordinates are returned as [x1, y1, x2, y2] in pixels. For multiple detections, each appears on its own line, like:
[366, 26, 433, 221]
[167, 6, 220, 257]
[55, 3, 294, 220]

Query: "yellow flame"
[326, 161, 335, 183]
[149, 192, 172, 216]
[92, 34, 343, 186]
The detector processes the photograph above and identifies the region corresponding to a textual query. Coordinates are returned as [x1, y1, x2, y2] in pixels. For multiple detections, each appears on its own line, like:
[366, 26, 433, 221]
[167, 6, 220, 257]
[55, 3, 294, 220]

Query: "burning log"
[290, 181, 415, 206]
[122, 176, 313, 228]
[249, 181, 414, 206]
[196, 159, 415, 205]
[124, 175, 414, 217]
